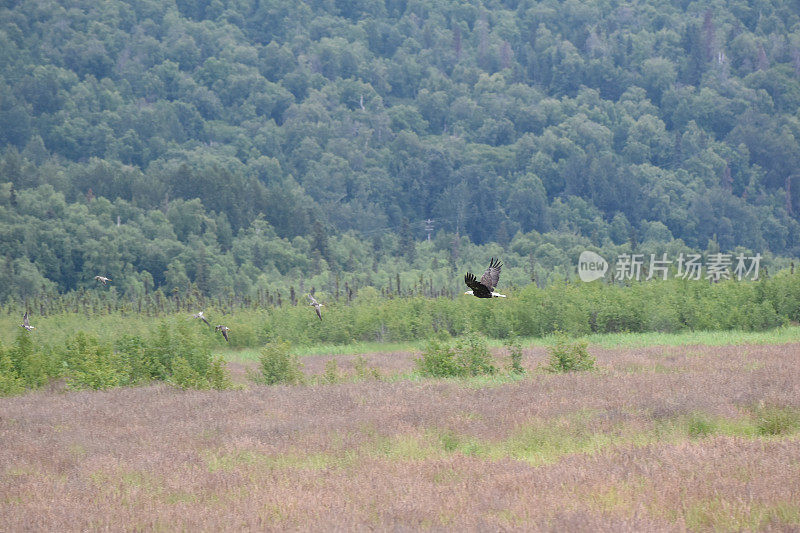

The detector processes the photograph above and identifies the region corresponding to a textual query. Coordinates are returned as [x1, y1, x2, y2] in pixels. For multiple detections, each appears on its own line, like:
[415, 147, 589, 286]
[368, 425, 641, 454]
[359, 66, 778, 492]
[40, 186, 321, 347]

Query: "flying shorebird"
[94, 275, 111, 285]
[215, 325, 230, 342]
[191, 311, 210, 326]
[20, 311, 34, 331]
[308, 294, 323, 320]
[464, 257, 506, 298]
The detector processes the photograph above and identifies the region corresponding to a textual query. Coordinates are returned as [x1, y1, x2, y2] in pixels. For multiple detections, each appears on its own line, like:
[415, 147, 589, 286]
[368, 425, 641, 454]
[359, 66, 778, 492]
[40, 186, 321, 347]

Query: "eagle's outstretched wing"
[480, 257, 502, 291]
[465, 272, 491, 297]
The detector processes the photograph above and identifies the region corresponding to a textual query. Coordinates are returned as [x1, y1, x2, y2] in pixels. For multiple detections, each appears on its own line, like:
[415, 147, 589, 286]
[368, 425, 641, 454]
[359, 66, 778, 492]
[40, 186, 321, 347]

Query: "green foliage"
[416, 333, 497, 378]
[546, 335, 595, 373]
[4, 265, 800, 397]
[256, 341, 305, 385]
[453, 333, 498, 377]
[352, 355, 382, 381]
[0, 343, 25, 396]
[63, 332, 121, 390]
[10, 329, 55, 388]
[0, 318, 231, 395]
[207, 356, 233, 390]
[754, 406, 800, 436]
[2, 0, 800, 306]
[170, 356, 208, 390]
[415, 338, 460, 378]
[321, 359, 341, 385]
[504, 337, 526, 375]
[687, 413, 717, 439]
[115, 334, 164, 385]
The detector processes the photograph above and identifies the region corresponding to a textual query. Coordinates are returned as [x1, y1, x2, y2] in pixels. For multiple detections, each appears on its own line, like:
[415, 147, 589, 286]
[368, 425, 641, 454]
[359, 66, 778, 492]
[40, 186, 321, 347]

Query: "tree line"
[1, 0, 800, 297]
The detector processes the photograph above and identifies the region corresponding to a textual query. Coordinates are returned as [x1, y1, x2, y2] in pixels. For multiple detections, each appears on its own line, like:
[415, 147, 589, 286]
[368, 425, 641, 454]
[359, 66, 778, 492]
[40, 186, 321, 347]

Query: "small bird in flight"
[20, 311, 35, 331]
[308, 294, 323, 320]
[464, 258, 506, 298]
[191, 311, 210, 326]
[94, 275, 111, 285]
[215, 325, 230, 342]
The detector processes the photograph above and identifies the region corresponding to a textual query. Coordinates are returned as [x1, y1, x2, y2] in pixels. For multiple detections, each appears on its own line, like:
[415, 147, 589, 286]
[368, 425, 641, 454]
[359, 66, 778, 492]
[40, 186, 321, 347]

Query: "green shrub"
[171, 356, 209, 390]
[453, 333, 497, 376]
[504, 337, 526, 374]
[416, 333, 497, 378]
[546, 335, 595, 373]
[207, 356, 232, 390]
[0, 345, 25, 396]
[416, 338, 460, 377]
[62, 333, 122, 390]
[321, 359, 341, 384]
[11, 330, 56, 388]
[256, 341, 305, 385]
[687, 413, 717, 438]
[172, 321, 213, 377]
[115, 334, 164, 384]
[144, 321, 222, 389]
[353, 355, 382, 381]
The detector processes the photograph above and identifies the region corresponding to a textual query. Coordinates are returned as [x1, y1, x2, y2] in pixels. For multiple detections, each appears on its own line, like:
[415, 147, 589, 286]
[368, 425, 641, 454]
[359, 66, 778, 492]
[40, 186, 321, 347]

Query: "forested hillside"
[2, 0, 800, 300]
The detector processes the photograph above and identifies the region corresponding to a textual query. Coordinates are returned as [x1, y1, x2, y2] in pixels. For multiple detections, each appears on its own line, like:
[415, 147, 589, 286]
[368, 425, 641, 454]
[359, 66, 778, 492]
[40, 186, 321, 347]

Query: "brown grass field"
[2, 343, 800, 531]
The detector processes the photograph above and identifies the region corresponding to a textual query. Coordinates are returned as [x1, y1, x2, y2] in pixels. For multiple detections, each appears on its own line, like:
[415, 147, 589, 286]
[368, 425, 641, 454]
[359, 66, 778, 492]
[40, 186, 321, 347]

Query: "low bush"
[0, 343, 25, 396]
[453, 333, 497, 376]
[255, 341, 305, 385]
[170, 356, 208, 390]
[0, 322, 232, 396]
[416, 338, 459, 378]
[546, 335, 595, 373]
[63, 333, 122, 390]
[207, 356, 233, 390]
[353, 355, 382, 381]
[504, 337, 526, 374]
[321, 359, 342, 384]
[416, 333, 497, 378]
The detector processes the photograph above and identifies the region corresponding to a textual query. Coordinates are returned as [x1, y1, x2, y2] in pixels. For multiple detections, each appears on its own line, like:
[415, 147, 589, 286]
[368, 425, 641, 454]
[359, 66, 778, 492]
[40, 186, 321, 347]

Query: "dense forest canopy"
[1, 0, 800, 300]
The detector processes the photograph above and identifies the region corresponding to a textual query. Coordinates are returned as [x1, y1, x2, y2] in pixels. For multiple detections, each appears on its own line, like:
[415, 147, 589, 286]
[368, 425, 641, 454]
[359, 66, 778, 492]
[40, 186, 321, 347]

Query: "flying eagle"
[191, 311, 210, 327]
[464, 258, 506, 298]
[94, 275, 111, 285]
[20, 311, 35, 331]
[215, 325, 230, 342]
[308, 294, 323, 320]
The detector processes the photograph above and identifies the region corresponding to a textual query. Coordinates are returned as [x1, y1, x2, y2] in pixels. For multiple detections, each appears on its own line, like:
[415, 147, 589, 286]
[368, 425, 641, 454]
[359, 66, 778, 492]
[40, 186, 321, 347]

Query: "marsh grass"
[2, 343, 800, 530]
[684, 499, 800, 531]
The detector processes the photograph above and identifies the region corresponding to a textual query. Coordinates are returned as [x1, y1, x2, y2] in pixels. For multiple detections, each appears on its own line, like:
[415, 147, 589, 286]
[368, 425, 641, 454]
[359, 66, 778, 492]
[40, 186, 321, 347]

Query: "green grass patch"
[577, 326, 800, 348]
[217, 326, 800, 364]
[685, 499, 800, 531]
[203, 449, 354, 473]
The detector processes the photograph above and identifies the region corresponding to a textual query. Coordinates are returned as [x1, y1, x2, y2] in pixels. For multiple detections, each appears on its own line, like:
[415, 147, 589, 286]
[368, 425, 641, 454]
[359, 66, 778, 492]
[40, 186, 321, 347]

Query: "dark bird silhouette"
[308, 294, 323, 320]
[464, 258, 506, 298]
[215, 325, 230, 342]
